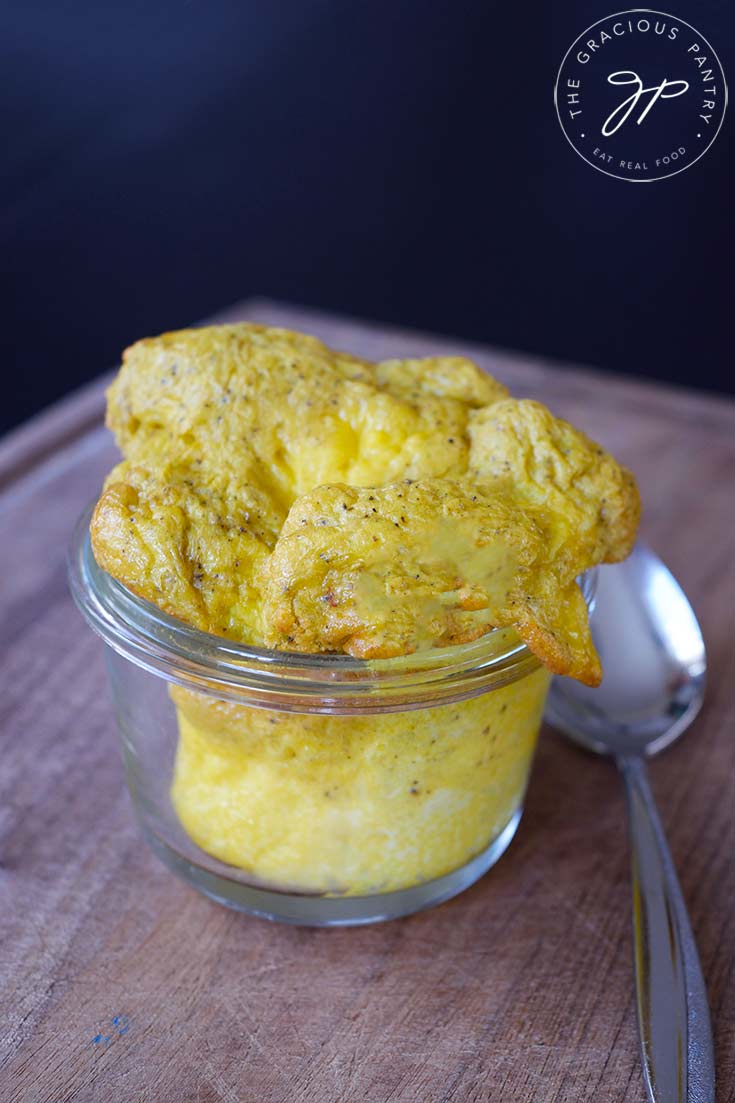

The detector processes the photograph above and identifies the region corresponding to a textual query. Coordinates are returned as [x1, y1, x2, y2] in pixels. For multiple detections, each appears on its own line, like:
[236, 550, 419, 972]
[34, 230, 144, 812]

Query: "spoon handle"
[618, 754, 715, 1103]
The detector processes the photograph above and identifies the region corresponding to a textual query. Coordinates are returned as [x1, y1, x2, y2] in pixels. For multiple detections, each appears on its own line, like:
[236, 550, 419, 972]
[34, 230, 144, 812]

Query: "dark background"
[2, 0, 733, 435]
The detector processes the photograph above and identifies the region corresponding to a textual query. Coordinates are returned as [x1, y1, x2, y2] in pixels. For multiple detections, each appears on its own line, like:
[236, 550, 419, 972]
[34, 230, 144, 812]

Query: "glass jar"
[69, 505, 595, 927]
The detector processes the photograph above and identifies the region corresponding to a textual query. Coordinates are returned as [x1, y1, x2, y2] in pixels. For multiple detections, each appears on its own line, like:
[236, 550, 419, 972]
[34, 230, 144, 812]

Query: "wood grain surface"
[1, 300, 733, 1103]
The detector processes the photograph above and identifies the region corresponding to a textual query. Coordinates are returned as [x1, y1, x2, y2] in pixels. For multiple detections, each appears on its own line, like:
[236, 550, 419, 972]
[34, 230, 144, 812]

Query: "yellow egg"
[90, 323, 639, 893]
[170, 671, 550, 895]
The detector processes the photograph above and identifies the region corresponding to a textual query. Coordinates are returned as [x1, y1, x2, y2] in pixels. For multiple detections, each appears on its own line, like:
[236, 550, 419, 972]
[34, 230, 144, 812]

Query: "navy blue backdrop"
[2, 1, 733, 434]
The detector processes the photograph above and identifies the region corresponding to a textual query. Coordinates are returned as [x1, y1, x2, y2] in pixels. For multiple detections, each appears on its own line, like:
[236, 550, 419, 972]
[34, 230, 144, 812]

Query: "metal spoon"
[546, 543, 713, 1103]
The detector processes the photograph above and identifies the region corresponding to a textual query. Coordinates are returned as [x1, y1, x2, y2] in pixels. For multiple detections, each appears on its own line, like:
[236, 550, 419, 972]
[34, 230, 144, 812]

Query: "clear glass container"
[69, 505, 595, 927]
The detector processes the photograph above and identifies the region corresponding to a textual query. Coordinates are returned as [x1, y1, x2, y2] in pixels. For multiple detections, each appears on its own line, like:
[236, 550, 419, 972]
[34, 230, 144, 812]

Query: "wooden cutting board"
[1, 300, 733, 1103]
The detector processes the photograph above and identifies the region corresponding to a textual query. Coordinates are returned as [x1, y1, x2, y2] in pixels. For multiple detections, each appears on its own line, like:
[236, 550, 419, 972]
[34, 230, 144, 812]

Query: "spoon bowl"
[547, 543, 706, 757]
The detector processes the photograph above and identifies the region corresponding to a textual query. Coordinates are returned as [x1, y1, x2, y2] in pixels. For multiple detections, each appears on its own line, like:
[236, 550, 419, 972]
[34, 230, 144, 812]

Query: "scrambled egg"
[92, 323, 639, 685]
[91, 324, 639, 897]
[170, 669, 551, 894]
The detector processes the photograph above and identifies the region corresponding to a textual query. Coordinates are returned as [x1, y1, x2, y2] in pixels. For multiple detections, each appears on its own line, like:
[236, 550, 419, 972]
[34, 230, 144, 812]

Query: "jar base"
[142, 808, 523, 926]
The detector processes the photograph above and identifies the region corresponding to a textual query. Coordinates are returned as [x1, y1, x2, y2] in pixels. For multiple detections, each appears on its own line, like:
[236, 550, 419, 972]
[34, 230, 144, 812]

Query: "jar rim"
[68, 503, 597, 713]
